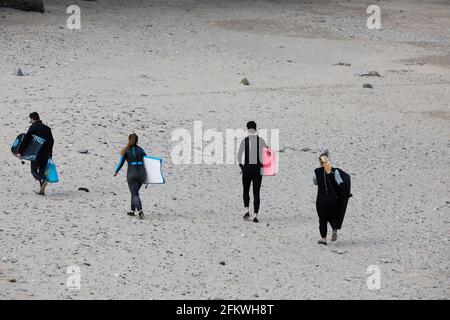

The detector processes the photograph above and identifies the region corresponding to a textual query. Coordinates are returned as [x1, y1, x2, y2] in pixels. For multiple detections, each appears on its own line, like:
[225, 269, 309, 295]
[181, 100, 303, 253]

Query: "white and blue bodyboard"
[143, 156, 165, 184]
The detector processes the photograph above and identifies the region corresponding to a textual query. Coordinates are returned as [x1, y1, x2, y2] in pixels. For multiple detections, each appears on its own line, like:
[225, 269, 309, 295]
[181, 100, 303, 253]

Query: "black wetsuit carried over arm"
[18, 120, 54, 183]
[237, 135, 267, 214]
[115, 145, 147, 212]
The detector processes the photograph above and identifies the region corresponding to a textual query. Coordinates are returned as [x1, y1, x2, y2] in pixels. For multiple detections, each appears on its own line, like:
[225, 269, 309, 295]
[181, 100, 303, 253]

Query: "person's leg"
[127, 178, 142, 213]
[252, 172, 262, 222]
[37, 158, 48, 194]
[316, 201, 328, 244]
[242, 169, 251, 219]
[330, 201, 339, 241]
[30, 160, 45, 183]
[252, 173, 262, 213]
[136, 177, 145, 219]
[319, 215, 328, 242]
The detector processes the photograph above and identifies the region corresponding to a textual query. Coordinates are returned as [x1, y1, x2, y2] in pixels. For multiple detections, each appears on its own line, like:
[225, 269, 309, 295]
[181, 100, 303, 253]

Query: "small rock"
[219, 261, 226, 266]
[78, 187, 89, 193]
[240, 77, 250, 85]
[367, 71, 381, 77]
[78, 149, 89, 154]
[331, 249, 347, 255]
[15, 68, 24, 76]
[9, 279, 17, 283]
[363, 83, 373, 89]
[334, 62, 351, 66]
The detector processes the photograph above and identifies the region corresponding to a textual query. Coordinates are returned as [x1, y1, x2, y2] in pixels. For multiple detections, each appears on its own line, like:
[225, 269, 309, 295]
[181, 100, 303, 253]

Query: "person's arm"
[313, 175, 318, 185]
[259, 137, 268, 165]
[114, 152, 127, 176]
[237, 139, 244, 169]
[260, 137, 268, 149]
[17, 124, 34, 154]
[334, 169, 343, 185]
[48, 129, 54, 158]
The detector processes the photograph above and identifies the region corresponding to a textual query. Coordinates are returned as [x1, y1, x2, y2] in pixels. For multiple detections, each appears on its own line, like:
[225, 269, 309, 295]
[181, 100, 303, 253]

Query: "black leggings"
[242, 166, 262, 214]
[30, 157, 48, 183]
[316, 196, 339, 238]
[127, 167, 146, 212]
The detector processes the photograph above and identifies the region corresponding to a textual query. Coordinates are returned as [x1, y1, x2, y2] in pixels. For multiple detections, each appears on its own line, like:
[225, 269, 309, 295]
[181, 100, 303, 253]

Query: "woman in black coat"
[313, 152, 344, 245]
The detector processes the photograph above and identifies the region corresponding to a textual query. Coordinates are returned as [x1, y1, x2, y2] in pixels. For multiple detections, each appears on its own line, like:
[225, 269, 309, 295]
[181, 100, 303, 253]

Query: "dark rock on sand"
[240, 77, 250, 85]
[15, 68, 24, 76]
[0, 0, 44, 13]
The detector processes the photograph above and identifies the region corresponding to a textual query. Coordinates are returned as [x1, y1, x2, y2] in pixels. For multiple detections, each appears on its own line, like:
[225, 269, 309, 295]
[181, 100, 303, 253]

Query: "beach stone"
[0, 0, 44, 13]
[240, 77, 250, 85]
[15, 68, 24, 76]
[78, 149, 89, 154]
[78, 187, 89, 193]
[367, 71, 381, 77]
[219, 261, 226, 266]
[335, 62, 351, 66]
[363, 83, 373, 89]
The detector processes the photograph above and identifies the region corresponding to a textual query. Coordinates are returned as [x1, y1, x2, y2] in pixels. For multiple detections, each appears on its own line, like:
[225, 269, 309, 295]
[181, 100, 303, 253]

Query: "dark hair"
[246, 121, 257, 130]
[29, 112, 40, 121]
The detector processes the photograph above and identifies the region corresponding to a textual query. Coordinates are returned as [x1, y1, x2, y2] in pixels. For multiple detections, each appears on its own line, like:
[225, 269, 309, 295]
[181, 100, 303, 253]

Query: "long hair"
[120, 133, 138, 155]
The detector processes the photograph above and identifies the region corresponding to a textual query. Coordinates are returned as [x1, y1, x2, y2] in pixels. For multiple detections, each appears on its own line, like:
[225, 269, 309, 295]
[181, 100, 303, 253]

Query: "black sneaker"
[243, 212, 250, 220]
[127, 212, 135, 216]
[318, 240, 327, 245]
[138, 211, 145, 220]
[253, 217, 259, 223]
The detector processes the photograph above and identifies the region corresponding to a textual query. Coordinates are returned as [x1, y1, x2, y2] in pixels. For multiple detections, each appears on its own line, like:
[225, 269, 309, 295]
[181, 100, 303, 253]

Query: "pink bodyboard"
[261, 147, 276, 176]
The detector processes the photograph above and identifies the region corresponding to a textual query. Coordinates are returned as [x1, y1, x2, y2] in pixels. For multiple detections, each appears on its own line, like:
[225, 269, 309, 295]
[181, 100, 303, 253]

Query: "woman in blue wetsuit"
[114, 133, 147, 219]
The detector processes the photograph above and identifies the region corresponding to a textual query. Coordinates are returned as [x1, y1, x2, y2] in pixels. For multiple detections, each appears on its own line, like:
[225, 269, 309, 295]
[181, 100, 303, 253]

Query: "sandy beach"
[0, 0, 449, 299]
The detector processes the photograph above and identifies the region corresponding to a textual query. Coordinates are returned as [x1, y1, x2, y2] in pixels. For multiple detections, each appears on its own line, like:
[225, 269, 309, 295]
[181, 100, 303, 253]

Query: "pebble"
[240, 77, 250, 85]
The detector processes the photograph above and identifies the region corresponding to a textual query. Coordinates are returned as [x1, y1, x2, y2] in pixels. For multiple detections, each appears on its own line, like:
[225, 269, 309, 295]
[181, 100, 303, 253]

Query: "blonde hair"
[319, 149, 330, 166]
[120, 133, 138, 156]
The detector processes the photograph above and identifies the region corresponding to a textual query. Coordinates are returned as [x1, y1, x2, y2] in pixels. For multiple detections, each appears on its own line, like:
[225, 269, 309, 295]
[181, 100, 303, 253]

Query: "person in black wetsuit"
[313, 151, 344, 245]
[114, 133, 147, 219]
[237, 121, 267, 223]
[17, 112, 54, 196]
